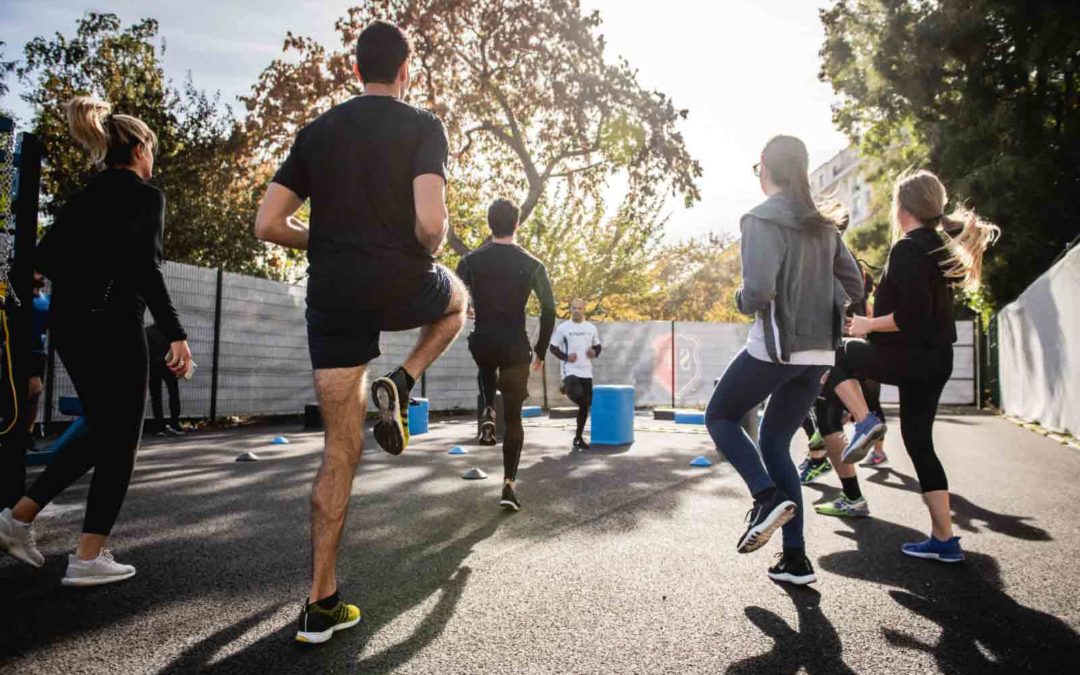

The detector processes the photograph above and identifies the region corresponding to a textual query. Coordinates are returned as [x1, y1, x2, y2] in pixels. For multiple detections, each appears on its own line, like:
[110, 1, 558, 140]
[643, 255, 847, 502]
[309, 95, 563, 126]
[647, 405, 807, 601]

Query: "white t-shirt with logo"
[550, 320, 601, 379]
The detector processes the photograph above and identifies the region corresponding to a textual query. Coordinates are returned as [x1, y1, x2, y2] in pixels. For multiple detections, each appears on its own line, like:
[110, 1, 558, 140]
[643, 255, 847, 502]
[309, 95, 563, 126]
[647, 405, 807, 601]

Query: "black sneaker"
[164, 425, 184, 437]
[479, 407, 497, 446]
[767, 552, 817, 585]
[736, 490, 797, 554]
[572, 437, 590, 450]
[295, 596, 362, 645]
[500, 483, 520, 511]
[371, 369, 410, 455]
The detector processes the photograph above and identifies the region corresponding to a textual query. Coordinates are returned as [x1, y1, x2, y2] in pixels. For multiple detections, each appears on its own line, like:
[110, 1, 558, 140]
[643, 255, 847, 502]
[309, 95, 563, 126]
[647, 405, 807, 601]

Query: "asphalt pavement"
[2, 409, 1078, 674]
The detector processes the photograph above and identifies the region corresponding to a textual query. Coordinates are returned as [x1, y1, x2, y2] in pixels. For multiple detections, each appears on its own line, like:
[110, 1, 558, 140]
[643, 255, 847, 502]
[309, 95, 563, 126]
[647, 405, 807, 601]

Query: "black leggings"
[469, 333, 531, 482]
[564, 376, 593, 440]
[825, 339, 953, 492]
[149, 361, 180, 429]
[26, 314, 148, 535]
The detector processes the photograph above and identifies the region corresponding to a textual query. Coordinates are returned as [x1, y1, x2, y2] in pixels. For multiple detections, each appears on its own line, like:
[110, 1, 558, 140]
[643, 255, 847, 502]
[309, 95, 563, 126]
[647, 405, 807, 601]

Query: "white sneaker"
[61, 549, 136, 587]
[0, 507, 44, 568]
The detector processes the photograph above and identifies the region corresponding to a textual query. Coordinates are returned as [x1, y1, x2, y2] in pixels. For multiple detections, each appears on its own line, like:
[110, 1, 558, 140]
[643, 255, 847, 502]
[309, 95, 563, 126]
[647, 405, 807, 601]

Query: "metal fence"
[42, 261, 979, 423]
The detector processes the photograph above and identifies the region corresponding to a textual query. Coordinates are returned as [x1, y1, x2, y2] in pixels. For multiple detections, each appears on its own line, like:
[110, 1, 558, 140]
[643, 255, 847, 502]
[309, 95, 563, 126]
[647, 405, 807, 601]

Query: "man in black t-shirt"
[456, 199, 555, 511]
[254, 20, 467, 645]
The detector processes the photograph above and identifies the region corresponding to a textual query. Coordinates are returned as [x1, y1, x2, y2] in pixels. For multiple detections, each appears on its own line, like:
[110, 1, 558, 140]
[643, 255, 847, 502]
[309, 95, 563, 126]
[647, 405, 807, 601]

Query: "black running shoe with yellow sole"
[371, 369, 410, 455]
[296, 597, 362, 645]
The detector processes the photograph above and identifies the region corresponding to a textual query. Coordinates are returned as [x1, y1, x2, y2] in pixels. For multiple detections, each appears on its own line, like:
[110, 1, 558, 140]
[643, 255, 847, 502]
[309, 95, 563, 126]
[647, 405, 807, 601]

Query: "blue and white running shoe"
[841, 413, 886, 464]
[901, 535, 965, 563]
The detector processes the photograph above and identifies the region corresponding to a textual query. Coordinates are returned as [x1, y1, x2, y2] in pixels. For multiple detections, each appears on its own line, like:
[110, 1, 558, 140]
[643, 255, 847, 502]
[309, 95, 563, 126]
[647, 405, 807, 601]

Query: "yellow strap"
[0, 309, 20, 435]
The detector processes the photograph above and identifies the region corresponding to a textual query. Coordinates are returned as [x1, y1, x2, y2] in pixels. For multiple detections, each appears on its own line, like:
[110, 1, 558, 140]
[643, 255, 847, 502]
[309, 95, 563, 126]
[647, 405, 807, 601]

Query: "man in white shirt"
[549, 298, 602, 448]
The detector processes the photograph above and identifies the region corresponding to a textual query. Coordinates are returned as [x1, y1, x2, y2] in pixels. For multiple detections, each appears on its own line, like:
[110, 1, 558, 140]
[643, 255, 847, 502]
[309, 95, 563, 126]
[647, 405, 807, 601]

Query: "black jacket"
[36, 168, 186, 342]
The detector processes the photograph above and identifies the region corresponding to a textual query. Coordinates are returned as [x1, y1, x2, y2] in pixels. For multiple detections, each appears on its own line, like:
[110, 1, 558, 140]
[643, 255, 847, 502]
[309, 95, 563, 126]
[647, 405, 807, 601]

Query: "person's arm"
[413, 117, 450, 254]
[849, 242, 927, 337]
[734, 215, 786, 315]
[254, 183, 309, 250]
[549, 324, 569, 361]
[587, 326, 602, 359]
[131, 189, 191, 376]
[833, 232, 865, 306]
[532, 264, 556, 357]
[457, 256, 475, 319]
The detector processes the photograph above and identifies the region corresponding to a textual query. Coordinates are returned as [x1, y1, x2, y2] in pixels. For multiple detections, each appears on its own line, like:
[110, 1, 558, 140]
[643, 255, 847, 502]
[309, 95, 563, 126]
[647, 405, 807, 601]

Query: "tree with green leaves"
[243, 0, 702, 263]
[16, 14, 283, 277]
[820, 0, 1080, 308]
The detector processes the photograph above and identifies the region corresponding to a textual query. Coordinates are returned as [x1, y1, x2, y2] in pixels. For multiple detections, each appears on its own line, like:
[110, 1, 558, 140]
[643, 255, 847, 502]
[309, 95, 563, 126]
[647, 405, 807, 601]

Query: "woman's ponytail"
[938, 208, 1000, 291]
[64, 96, 156, 168]
[65, 96, 113, 166]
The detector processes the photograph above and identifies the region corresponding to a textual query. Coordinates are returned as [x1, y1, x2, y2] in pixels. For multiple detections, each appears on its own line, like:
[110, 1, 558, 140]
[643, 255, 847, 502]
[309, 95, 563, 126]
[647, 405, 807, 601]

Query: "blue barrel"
[590, 385, 635, 445]
[408, 398, 430, 435]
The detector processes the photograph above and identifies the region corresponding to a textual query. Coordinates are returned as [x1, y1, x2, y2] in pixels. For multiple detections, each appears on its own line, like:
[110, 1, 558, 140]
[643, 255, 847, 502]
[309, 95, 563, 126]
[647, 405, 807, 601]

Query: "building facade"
[810, 147, 872, 229]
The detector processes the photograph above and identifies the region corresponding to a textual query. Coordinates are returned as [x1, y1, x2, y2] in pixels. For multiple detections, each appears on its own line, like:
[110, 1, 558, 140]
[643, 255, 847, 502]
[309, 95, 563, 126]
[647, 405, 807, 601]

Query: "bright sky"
[1, 0, 849, 241]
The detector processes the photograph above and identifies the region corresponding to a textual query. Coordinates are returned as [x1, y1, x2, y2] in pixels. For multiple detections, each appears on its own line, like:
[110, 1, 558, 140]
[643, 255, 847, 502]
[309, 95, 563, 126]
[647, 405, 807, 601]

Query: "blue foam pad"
[408, 398, 430, 435]
[590, 385, 635, 445]
[58, 395, 83, 417]
[521, 406, 542, 418]
[674, 411, 706, 425]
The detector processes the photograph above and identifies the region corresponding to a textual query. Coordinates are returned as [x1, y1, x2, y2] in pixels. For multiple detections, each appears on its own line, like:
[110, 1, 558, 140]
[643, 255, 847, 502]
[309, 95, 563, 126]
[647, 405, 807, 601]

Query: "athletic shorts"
[306, 264, 454, 369]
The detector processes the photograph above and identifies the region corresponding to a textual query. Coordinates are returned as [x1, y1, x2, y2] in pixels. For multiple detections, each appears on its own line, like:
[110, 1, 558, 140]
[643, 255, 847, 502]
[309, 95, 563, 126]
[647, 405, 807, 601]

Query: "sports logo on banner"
[651, 331, 702, 400]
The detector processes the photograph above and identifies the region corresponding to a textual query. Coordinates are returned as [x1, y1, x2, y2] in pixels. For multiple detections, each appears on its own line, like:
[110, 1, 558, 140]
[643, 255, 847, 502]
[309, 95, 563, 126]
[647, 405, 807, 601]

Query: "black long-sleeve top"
[456, 241, 556, 355]
[870, 227, 956, 349]
[36, 168, 186, 342]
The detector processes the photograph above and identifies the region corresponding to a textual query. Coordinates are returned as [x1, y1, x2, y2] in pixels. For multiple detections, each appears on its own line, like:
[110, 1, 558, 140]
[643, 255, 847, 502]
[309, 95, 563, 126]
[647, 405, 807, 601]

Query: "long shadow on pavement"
[817, 517, 1079, 673]
[0, 423, 722, 672]
[728, 584, 856, 675]
[865, 468, 1052, 541]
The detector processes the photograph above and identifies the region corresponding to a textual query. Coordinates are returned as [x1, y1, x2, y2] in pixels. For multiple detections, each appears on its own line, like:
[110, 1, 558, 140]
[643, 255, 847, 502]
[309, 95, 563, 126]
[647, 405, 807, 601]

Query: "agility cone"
[271, 435, 290, 445]
[449, 446, 468, 455]
[236, 452, 261, 462]
[462, 467, 487, 480]
[689, 455, 713, 467]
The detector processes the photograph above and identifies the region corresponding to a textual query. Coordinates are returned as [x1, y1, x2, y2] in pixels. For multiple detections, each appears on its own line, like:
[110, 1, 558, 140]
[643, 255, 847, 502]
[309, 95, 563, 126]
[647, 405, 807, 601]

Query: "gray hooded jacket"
[736, 194, 865, 363]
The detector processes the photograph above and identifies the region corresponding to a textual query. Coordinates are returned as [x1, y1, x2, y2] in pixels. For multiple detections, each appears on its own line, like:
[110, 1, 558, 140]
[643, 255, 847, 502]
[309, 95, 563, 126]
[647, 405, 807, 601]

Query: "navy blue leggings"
[706, 350, 828, 550]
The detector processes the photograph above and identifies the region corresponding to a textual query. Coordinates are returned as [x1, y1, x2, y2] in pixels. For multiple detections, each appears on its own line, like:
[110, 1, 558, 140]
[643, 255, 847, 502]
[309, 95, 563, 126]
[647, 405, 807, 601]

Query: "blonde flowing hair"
[65, 96, 157, 168]
[893, 169, 1000, 291]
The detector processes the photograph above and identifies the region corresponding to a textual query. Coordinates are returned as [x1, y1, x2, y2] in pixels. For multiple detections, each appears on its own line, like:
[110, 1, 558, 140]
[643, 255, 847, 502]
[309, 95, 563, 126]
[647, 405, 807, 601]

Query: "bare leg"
[27, 377, 42, 434]
[76, 533, 106, 560]
[923, 490, 953, 540]
[833, 378, 871, 422]
[822, 432, 856, 479]
[309, 366, 367, 604]
[401, 274, 468, 380]
[11, 496, 41, 523]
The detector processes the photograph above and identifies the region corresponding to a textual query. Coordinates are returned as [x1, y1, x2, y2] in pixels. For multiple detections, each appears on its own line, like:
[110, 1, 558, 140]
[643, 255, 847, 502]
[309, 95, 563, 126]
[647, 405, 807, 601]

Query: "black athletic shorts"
[307, 264, 454, 369]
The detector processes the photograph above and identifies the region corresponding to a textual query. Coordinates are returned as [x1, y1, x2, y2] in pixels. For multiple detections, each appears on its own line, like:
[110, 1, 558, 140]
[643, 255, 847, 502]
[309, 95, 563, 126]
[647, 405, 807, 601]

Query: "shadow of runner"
[727, 584, 856, 675]
[817, 518, 1080, 673]
[162, 517, 501, 674]
[865, 468, 1052, 541]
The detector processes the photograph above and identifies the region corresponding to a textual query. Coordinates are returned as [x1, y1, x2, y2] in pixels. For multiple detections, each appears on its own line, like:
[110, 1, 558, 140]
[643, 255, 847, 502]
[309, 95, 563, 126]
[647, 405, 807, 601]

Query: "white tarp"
[998, 244, 1080, 436]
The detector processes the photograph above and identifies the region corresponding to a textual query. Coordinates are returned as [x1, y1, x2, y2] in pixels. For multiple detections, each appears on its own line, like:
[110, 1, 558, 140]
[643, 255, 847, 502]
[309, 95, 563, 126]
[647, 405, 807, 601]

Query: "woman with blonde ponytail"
[823, 169, 999, 564]
[0, 96, 192, 587]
